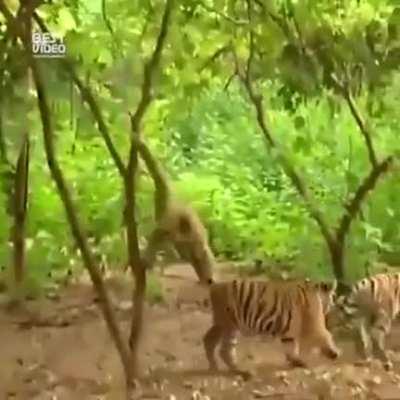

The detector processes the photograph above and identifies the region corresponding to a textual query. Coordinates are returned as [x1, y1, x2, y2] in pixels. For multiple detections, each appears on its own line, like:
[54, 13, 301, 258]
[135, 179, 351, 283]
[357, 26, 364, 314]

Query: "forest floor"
[1, 263, 400, 400]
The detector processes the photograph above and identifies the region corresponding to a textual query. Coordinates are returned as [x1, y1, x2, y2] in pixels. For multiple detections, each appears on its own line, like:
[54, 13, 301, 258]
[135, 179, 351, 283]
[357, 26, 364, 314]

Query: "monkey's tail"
[133, 139, 171, 221]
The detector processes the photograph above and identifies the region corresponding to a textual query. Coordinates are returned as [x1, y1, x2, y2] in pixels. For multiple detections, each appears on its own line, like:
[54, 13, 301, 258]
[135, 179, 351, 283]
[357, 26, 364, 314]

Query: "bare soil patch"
[1, 264, 400, 399]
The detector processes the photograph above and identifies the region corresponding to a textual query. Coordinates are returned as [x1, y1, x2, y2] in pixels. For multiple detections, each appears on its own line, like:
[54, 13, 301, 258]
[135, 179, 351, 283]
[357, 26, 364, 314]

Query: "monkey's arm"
[142, 227, 170, 269]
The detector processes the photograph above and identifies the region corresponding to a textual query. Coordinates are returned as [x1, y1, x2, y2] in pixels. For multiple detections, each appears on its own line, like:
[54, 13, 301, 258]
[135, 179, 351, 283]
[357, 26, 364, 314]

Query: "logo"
[32, 32, 66, 58]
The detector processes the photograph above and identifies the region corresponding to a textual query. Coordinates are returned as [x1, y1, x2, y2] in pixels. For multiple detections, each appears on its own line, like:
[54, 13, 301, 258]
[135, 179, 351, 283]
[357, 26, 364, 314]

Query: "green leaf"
[58, 8, 77, 34]
[98, 48, 113, 66]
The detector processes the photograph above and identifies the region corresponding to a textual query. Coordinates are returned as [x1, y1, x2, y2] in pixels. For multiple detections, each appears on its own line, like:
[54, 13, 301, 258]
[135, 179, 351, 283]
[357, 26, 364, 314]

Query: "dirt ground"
[1, 263, 400, 400]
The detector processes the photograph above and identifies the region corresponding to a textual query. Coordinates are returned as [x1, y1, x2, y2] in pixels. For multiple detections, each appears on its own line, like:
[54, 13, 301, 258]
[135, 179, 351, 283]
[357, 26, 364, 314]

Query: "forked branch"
[129, 0, 174, 133]
[236, 2, 394, 284]
[125, 0, 174, 374]
[336, 156, 393, 243]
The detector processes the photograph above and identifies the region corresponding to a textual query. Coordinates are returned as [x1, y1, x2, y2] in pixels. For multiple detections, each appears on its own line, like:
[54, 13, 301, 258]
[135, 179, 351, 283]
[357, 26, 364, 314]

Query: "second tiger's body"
[203, 278, 340, 377]
[335, 272, 400, 370]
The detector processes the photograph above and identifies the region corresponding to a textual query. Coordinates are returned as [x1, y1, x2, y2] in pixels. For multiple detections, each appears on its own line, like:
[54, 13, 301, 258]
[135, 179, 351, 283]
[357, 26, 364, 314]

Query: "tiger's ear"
[320, 279, 337, 292]
[177, 215, 193, 235]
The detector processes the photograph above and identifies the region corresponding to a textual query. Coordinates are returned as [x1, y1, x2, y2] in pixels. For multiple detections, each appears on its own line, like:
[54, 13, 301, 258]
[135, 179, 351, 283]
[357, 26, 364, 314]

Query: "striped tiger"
[203, 278, 340, 378]
[335, 272, 400, 370]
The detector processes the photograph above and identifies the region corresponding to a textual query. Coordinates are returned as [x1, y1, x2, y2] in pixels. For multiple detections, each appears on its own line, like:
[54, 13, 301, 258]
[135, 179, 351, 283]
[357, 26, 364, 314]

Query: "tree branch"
[101, 0, 115, 38]
[0, 0, 132, 383]
[126, 0, 174, 373]
[232, 1, 392, 285]
[336, 156, 393, 244]
[0, 0, 36, 218]
[29, 51, 132, 380]
[101, 0, 120, 59]
[239, 0, 334, 247]
[32, 13, 126, 177]
[331, 73, 378, 169]
[12, 132, 29, 292]
[198, 1, 247, 26]
[223, 70, 239, 91]
[252, 0, 293, 41]
[0, 46, 10, 165]
[125, 0, 174, 261]
[199, 43, 231, 73]
[262, 5, 379, 172]
[233, 3, 335, 271]
[0, 0, 42, 38]
[128, 0, 173, 133]
[0, 66, 15, 215]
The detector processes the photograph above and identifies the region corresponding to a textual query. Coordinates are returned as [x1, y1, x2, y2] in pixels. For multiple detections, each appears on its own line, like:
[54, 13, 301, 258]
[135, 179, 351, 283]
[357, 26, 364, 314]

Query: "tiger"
[334, 272, 400, 370]
[203, 278, 340, 378]
[132, 138, 215, 285]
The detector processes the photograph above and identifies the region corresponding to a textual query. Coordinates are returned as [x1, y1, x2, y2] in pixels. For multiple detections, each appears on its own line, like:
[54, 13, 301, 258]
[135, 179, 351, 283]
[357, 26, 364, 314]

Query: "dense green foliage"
[0, 0, 399, 294]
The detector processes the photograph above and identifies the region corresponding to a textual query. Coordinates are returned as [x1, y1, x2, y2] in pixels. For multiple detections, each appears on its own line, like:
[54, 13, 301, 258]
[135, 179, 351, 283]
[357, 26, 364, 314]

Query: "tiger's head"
[325, 290, 357, 334]
[174, 214, 216, 286]
[313, 279, 338, 314]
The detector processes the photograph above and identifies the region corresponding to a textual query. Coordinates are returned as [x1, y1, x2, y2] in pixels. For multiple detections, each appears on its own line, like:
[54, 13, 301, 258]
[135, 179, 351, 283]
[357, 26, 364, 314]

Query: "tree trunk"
[328, 240, 347, 293]
[124, 137, 146, 380]
[28, 46, 132, 385]
[12, 134, 29, 298]
[128, 265, 146, 375]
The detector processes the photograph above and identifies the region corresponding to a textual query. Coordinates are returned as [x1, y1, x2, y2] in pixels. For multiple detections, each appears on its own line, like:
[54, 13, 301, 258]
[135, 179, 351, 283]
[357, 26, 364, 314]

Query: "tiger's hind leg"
[219, 331, 251, 379]
[281, 338, 307, 368]
[203, 325, 222, 371]
[370, 313, 392, 370]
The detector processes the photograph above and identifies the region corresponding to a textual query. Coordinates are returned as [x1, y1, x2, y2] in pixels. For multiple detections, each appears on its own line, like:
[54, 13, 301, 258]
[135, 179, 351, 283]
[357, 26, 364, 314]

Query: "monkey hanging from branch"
[133, 139, 215, 285]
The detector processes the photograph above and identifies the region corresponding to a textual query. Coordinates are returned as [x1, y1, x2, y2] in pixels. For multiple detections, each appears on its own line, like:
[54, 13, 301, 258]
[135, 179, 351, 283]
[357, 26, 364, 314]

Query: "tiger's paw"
[324, 347, 340, 360]
[287, 357, 307, 369]
[235, 369, 253, 381]
[354, 357, 373, 367]
[207, 360, 219, 374]
[383, 360, 393, 371]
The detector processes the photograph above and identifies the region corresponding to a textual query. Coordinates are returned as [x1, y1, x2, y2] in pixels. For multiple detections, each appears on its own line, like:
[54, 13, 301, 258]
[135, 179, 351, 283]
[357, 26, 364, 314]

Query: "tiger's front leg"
[371, 312, 392, 370]
[281, 337, 307, 368]
[203, 325, 222, 371]
[219, 331, 252, 379]
[316, 328, 341, 361]
[355, 319, 373, 361]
